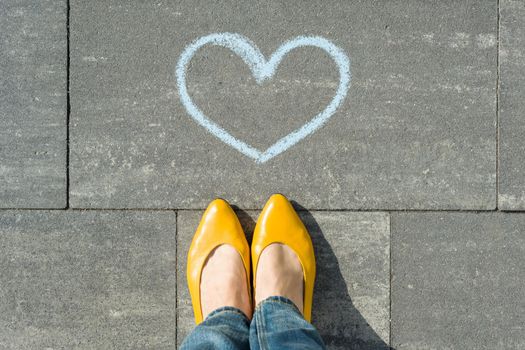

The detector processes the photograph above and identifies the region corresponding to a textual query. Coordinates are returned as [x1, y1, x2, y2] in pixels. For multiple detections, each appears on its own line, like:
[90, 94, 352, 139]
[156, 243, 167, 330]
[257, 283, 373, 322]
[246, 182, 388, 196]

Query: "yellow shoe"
[186, 198, 251, 324]
[251, 194, 316, 322]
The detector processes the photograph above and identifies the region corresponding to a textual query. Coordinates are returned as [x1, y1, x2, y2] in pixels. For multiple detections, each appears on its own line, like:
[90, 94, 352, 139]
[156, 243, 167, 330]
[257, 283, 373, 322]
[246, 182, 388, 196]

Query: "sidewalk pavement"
[1, 1, 524, 349]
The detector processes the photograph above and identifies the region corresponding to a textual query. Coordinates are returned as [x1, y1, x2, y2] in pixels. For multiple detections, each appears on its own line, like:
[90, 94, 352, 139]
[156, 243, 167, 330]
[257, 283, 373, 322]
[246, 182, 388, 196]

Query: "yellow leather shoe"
[252, 194, 316, 322]
[186, 198, 251, 324]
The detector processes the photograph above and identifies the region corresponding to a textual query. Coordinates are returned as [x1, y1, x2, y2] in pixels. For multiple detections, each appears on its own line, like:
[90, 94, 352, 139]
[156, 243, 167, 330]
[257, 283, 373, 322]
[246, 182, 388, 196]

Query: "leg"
[250, 243, 326, 349]
[181, 306, 250, 350]
[249, 296, 325, 350]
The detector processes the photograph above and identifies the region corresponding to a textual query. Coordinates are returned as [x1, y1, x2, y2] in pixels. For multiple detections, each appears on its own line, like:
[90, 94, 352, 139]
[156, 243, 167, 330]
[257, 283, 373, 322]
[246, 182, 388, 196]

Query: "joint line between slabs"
[495, 0, 501, 209]
[388, 211, 393, 347]
[65, 0, 71, 209]
[1, 208, 524, 213]
[174, 209, 178, 346]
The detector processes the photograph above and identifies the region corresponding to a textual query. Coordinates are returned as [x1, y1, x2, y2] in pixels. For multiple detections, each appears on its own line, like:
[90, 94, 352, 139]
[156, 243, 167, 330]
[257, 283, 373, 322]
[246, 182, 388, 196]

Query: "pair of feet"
[201, 243, 304, 319]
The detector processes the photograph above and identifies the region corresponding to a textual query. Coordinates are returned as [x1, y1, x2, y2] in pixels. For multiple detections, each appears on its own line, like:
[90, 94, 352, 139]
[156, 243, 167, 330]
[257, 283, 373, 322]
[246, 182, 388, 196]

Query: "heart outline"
[176, 32, 351, 163]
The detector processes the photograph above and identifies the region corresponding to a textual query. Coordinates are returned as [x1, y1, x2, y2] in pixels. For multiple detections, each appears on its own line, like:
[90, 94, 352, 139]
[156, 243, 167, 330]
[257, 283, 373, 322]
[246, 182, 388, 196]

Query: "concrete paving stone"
[0, 211, 176, 349]
[176, 209, 390, 349]
[70, 0, 497, 210]
[498, 0, 525, 210]
[0, 0, 67, 208]
[391, 212, 525, 350]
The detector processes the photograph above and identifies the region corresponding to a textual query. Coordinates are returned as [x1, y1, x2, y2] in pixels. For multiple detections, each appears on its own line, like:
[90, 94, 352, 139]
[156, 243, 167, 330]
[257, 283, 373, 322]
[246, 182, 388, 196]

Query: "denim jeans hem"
[205, 305, 251, 323]
[255, 295, 302, 315]
[182, 296, 325, 349]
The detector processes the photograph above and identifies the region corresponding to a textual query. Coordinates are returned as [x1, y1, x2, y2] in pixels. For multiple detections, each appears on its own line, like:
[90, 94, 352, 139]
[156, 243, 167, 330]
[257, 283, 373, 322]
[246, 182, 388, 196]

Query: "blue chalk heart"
[176, 32, 351, 163]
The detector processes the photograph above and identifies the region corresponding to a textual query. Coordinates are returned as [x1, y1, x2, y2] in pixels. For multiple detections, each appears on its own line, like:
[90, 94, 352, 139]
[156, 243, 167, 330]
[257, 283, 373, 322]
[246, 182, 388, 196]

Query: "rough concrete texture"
[0, 0, 67, 208]
[498, 0, 525, 210]
[3, 0, 525, 348]
[70, 0, 496, 210]
[391, 212, 525, 349]
[176, 209, 390, 349]
[0, 211, 176, 349]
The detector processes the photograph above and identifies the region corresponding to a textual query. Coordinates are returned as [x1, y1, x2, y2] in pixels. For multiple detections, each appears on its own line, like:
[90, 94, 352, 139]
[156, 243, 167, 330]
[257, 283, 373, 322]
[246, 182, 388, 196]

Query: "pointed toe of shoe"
[187, 199, 250, 324]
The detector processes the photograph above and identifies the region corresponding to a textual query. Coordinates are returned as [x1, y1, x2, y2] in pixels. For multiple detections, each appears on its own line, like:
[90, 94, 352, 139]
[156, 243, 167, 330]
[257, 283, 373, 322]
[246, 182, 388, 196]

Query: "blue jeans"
[180, 296, 326, 350]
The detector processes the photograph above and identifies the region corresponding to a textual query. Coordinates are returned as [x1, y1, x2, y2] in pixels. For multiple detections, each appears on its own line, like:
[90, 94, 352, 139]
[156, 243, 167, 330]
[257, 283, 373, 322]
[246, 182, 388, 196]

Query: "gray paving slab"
[391, 212, 525, 349]
[70, 0, 497, 210]
[0, 211, 176, 349]
[176, 209, 390, 349]
[499, 0, 525, 210]
[0, 0, 67, 208]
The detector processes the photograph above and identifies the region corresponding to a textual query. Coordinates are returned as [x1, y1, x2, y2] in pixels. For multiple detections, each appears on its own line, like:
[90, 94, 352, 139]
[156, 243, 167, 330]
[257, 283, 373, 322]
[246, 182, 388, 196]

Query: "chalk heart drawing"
[176, 32, 351, 163]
